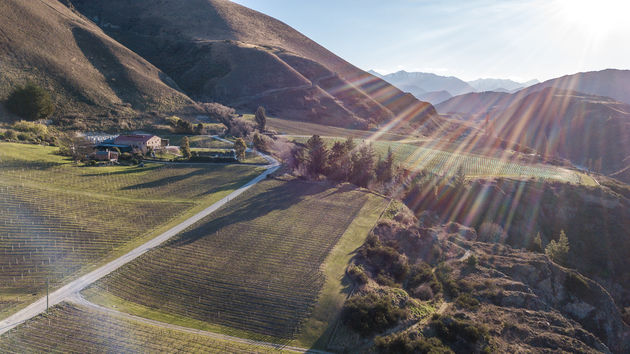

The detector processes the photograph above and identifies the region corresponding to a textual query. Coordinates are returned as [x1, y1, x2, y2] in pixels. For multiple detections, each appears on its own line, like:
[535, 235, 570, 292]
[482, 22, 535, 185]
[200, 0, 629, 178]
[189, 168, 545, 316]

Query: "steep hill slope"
[0, 0, 195, 125]
[436, 91, 513, 120]
[493, 88, 630, 176]
[69, 0, 440, 132]
[526, 69, 630, 105]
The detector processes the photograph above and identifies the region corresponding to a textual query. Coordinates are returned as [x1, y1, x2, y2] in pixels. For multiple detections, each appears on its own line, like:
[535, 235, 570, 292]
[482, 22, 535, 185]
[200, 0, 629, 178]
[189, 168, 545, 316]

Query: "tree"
[180, 136, 192, 159]
[255, 106, 267, 132]
[376, 147, 395, 183]
[453, 166, 466, 188]
[328, 141, 352, 181]
[530, 232, 543, 253]
[195, 123, 205, 135]
[252, 132, 267, 152]
[545, 230, 569, 265]
[306, 135, 328, 176]
[350, 143, 375, 187]
[6, 82, 54, 121]
[234, 138, 247, 160]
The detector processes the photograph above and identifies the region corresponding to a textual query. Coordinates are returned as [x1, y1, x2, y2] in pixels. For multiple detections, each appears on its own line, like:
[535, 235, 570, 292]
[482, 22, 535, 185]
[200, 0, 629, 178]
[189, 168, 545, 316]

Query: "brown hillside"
[494, 88, 630, 177]
[0, 0, 195, 124]
[69, 0, 440, 132]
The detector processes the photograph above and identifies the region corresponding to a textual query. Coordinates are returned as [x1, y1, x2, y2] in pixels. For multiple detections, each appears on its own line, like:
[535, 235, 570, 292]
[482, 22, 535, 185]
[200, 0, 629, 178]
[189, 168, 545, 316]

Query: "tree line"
[290, 135, 396, 188]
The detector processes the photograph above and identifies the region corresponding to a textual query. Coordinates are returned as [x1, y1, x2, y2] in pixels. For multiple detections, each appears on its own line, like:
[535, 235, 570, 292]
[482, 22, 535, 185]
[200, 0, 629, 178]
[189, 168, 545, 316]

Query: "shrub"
[360, 242, 409, 283]
[412, 284, 435, 301]
[375, 332, 452, 353]
[545, 229, 569, 266]
[234, 138, 247, 160]
[407, 262, 441, 296]
[565, 271, 594, 301]
[465, 254, 478, 268]
[477, 222, 506, 243]
[6, 82, 54, 121]
[252, 132, 268, 153]
[430, 314, 491, 351]
[341, 292, 407, 336]
[455, 293, 480, 310]
[435, 263, 459, 298]
[4, 130, 17, 141]
[347, 264, 368, 285]
[12, 120, 48, 135]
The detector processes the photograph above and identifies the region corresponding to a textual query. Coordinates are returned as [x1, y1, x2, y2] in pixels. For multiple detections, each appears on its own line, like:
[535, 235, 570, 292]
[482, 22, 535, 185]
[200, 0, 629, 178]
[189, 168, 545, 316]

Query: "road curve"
[0, 151, 279, 336]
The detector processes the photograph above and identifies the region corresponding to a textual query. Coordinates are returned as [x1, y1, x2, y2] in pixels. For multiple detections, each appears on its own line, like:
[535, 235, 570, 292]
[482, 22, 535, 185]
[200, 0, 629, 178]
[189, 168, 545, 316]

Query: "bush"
[341, 292, 407, 336]
[11, 120, 48, 135]
[6, 82, 54, 121]
[360, 242, 409, 283]
[375, 332, 452, 353]
[430, 314, 491, 350]
[465, 254, 478, 268]
[477, 222, 506, 243]
[406, 262, 441, 297]
[435, 263, 459, 298]
[4, 130, 17, 141]
[347, 264, 368, 285]
[455, 293, 480, 310]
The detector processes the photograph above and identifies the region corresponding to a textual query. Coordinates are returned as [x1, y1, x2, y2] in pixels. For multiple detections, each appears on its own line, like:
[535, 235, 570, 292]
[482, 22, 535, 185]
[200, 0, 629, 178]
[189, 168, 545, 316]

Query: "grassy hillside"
[83, 178, 387, 344]
[0, 302, 290, 353]
[69, 0, 440, 132]
[0, 0, 196, 125]
[0, 142, 260, 318]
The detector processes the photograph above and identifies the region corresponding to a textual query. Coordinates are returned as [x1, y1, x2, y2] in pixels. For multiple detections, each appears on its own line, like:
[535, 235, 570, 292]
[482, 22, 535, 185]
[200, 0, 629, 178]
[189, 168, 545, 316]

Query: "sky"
[231, 0, 630, 82]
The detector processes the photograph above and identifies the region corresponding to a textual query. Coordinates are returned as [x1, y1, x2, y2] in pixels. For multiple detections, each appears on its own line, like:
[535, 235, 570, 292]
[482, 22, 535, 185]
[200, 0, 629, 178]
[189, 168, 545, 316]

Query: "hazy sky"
[231, 0, 630, 82]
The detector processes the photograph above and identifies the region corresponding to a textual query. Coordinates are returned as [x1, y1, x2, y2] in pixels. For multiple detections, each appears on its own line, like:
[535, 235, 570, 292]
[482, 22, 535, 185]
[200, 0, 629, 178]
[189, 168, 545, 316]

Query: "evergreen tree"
[350, 144, 375, 187]
[6, 82, 54, 121]
[376, 147, 395, 183]
[328, 141, 352, 181]
[255, 106, 267, 132]
[545, 230, 570, 265]
[530, 232, 543, 253]
[453, 166, 466, 188]
[180, 136, 192, 159]
[234, 138, 247, 160]
[306, 135, 328, 175]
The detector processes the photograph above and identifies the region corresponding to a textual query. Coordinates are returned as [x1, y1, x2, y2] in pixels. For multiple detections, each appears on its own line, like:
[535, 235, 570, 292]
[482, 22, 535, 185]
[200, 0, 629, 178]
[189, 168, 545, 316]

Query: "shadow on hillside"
[171, 179, 359, 247]
[81, 164, 165, 177]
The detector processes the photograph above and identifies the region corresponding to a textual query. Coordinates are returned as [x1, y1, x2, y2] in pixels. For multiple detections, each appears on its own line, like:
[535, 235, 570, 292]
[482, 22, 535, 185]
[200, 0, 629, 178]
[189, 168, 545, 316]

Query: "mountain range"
[370, 70, 539, 104]
[0, 0, 442, 132]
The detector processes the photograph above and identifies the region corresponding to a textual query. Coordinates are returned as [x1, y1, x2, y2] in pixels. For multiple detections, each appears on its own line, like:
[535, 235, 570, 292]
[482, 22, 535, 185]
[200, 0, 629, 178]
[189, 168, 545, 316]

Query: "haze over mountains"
[370, 69, 539, 104]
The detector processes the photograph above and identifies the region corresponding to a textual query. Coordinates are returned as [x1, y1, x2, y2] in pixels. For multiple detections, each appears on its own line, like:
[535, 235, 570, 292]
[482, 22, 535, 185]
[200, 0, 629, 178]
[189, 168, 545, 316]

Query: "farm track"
[66, 293, 327, 353]
[0, 150, 279, 336]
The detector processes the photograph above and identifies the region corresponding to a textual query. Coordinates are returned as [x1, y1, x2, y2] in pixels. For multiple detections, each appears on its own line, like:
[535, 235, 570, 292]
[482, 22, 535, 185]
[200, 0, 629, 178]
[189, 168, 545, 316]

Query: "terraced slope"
[0, 302, 288, 353]
[85, 179, 380, 340]
[0, 143, 260, 317]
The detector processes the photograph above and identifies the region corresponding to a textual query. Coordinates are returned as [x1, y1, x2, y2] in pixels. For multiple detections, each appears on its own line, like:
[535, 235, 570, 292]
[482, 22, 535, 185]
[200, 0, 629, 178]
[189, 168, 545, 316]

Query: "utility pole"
[46, 277, 49, 312]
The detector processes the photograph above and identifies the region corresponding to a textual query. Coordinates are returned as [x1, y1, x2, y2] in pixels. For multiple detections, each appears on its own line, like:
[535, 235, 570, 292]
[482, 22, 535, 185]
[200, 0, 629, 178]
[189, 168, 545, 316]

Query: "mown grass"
[0, 142, 261, 318]
[84, 178, 385, 344]
[0, 302, 291, 353]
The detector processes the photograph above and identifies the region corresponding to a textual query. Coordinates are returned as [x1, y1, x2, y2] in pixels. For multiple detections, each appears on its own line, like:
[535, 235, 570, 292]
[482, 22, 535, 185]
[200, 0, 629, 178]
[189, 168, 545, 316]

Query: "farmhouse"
[114, 134, 162, 152]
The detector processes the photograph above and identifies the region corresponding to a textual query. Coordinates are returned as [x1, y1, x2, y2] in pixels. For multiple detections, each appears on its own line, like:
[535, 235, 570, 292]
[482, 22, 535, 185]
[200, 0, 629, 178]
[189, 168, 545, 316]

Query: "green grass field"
[291, 137, 594, 185]
[264, 117, 415, 141]
[0, 302, 290, 353]
[83, 178, 387, 344]
[0, 142, 261, 318]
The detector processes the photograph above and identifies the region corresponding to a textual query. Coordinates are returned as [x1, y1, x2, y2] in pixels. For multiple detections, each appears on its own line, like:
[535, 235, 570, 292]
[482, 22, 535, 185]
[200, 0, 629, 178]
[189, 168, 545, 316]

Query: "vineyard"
[291, 137, 588, 184]
[0, 302, 287, 353]
[0, 142, 261, 317]
[265, 117, 412, 141]
[85, 179, 377, 341]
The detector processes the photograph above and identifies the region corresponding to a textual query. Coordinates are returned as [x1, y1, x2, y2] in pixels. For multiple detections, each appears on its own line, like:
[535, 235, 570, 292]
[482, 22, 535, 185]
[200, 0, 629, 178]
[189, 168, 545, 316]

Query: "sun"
[555, 0, 630, 35]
